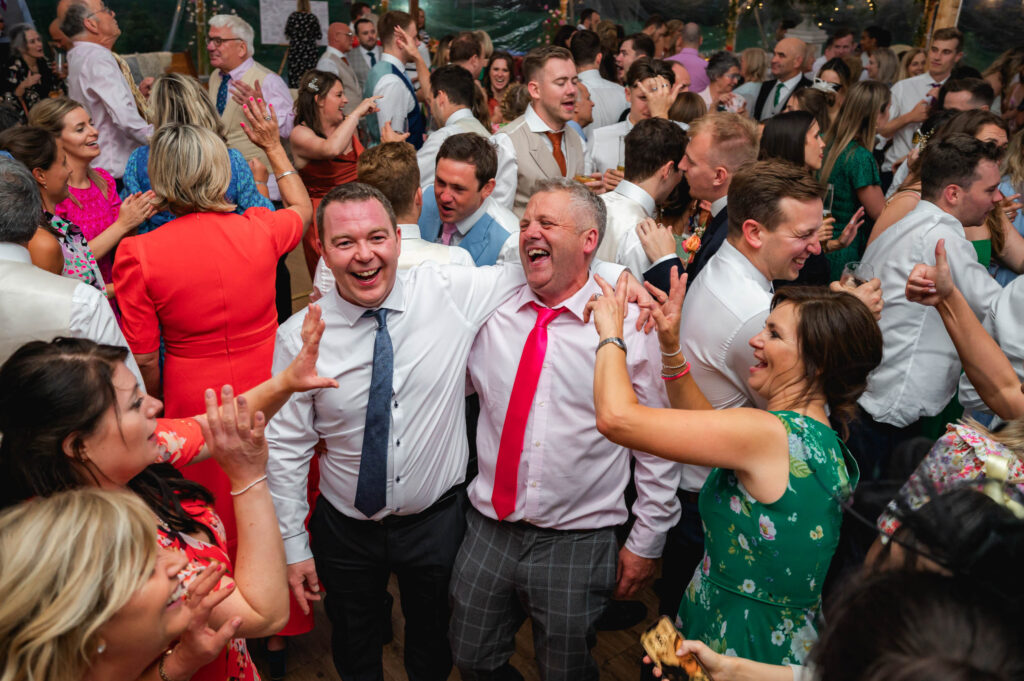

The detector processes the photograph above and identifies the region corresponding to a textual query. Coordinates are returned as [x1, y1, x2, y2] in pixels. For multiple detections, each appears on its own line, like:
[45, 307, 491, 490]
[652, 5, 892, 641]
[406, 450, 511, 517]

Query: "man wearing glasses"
[316, 22, 362, 117]
[207, 14, 296, 201]
[61, 0, 152, 181]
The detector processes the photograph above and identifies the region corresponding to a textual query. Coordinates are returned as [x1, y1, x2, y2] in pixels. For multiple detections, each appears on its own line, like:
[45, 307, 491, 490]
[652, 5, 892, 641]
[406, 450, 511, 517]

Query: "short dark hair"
[430, 64, 476, 109]
[569, 29, 602, 67]
[353, 17, 374, 32]
[448, 31, 482, 64]
[770, 286, 882, 433]
[940, 78, 995, 110]
[758, 110, 817, 167]
[863, 25, 892, 47]
[932, 26, 964, 52]
[350, 2, 370, 19]
[824, 27, 855, 48]
[624, 118, 686, 183]
[643, 14, 666, 30]
[623, 33, 655, 59]
[378, 10, 413, 46]
[580, 8, 598, 23]
[0, 125, 59, 173]
[316, 182, 397, 244]
[522, 45, 574, 84]
[727, 159, 823, 237]
[0, 157, 42, 245]
[920, 133, 1003, 202]
[624, 57, 675, 88]
[356, 142, 420, 218]
[435, 133, 498, 190]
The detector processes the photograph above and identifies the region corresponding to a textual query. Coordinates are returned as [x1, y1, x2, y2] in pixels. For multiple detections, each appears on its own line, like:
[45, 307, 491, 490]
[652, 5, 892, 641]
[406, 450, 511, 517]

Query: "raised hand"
[239, 85, 281, 152]
[197, 385, 268, 489]
[381, 120, 411, 144]
[643, 265, 687, 353]
[835, 206, 865, 249]
[281, 304, 340, 393]
[906, 238, 954, 307]
[585, 272, 628, 341]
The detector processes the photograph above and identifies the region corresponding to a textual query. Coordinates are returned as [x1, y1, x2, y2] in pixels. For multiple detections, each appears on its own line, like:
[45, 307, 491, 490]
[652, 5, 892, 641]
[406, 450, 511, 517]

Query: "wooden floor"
[250, 573, 659, 681]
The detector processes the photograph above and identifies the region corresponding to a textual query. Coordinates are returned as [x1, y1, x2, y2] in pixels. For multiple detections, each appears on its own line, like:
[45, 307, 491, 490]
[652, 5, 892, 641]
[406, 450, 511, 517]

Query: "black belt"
[370, 486, 462, 528]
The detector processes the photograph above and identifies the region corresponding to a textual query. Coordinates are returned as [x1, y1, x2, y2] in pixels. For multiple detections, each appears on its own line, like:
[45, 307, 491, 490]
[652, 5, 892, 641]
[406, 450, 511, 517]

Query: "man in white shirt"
[315, 22, 361, 116]
[0, 157, 141, 381]
[312, 142, 473, 295]
[577, 8, 600, 31]
[570, 30, 628, 135]
[856, 133, 1004, 476]
[655, 159, 881, 616]
[450, 178, 681, 681]
[420, 133, 517, 266]
[417, 65, 490, 189]
[809, 28, 855, 76]
[62, 0, 152, 180]
[349, 17, 381, 92]
[601, 117, 685, 268]
[879, 27, 964, 174]
[752, 36, 811, 121]
[362, 11, 430, 149]
[447, 31, 486, 79]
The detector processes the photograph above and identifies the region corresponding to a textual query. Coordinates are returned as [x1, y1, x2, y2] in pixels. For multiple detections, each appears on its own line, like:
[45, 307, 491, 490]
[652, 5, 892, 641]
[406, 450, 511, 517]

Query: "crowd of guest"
[1, 2, 1024, 681]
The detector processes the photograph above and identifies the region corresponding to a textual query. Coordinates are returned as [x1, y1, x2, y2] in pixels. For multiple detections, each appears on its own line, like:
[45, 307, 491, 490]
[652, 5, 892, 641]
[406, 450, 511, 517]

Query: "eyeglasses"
[86, 5, 114, 18]
[207, 37, 244, 48]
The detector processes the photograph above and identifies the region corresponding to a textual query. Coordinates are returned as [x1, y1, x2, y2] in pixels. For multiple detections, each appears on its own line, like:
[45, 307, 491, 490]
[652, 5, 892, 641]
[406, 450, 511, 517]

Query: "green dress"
[676, 412, 858, 665]
[823, 140, 881, 281]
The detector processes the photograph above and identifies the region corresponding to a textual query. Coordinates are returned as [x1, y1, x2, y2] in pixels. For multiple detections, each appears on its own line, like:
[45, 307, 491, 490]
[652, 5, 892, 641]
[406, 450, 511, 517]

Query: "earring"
[97, 641, 106, 654]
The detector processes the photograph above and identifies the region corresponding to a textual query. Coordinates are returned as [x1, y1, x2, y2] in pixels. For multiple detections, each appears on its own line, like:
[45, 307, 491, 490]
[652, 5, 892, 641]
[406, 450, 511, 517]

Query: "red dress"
[113, 207, 302, 553]
[155, 417, 260, 681]
[297, 134, 363, 277]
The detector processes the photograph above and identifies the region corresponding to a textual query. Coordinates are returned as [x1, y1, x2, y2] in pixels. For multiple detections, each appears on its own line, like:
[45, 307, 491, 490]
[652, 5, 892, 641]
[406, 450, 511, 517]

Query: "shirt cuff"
[649, 254, 677, 268]
[283, 531, 314, 565]
[624, 523, 666, 559]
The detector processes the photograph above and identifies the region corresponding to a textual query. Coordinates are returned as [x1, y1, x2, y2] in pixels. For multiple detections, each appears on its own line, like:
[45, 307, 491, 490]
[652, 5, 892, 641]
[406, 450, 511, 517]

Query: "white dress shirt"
[66, 42, 153, 179]
[598, 180, 656, 266]
[859, 200, 1002, 427]
[466, 278, 682, 558]
[883, 72, 948, 172]
[372, 53, 416, 137]
[316, 45, 347, 77]
[491, 105, 573, 210]
[312, 223, 474, 296]
[678, 239, 771, 492]
[578, 68, 629, 136]
[417, 108, 477, 188]
[584, 118, 632, 175]
[358, 44, 382, 69]
[762, 72, 803, 120]
[0, 243, 142, 384]
[958, 274, 1024, 420]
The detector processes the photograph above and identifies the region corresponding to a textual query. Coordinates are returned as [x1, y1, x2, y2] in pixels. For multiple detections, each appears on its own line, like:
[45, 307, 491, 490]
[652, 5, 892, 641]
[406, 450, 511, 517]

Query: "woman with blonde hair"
[897, 47, 927, 81]
[473, 29, 494, 61]
[734, 47, 768, 113]
[29, 97, 156, 289]
[819, 80, 890, 280]
[867, 47, 898, 86]
[994, 129, 1024, 284]
[121, 73, 273, 235]
[0, 489, 238, 681]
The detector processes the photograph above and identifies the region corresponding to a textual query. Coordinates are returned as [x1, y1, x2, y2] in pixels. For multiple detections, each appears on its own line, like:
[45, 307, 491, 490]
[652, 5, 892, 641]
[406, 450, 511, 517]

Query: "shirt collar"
[914, 199, 964, 231]
[326, 45, 345, 59]
[578, 69, 601, 83]
[509, 275, 601, 322]
[0, 243, 32, 263]
[328, 270, 407, 326]
[70, 40, 108, 53]
[455, 200, 490, 234]
[399, 223, 421, 240]
[681, 47, 700, 56]
[780, 72, 803, 91]
[717, 240, 773, 294]
[444, 108, 474, 127]
[710, 195, 728, 217]
[224, 57, 255, 81]
[525, 104, 564, 133]
[382, 53, 404, 69]
[613, 180, 657, 217]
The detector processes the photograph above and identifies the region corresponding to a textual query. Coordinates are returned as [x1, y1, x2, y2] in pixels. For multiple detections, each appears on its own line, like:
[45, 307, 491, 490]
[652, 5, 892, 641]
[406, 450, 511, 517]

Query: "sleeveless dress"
[297, 134, 364, 276]
[676, 411, 858, 665]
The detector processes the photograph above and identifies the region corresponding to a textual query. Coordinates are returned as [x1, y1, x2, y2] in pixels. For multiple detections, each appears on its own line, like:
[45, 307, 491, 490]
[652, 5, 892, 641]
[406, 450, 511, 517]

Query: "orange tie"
[544, 130, 567, 177]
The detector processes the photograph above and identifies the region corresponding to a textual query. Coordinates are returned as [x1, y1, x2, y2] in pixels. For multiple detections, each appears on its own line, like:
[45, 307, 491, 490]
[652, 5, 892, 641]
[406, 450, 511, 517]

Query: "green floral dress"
[675, 411, 858, 665]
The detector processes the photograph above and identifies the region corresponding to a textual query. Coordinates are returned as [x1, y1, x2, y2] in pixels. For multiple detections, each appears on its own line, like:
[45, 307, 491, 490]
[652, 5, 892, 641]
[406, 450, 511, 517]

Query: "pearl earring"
[97, 641, 106, 654]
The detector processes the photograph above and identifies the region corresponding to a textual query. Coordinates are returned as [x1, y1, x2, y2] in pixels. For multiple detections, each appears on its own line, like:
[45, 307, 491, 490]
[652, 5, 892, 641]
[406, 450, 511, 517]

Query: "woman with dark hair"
[785, 86, 834, 134]
[668, 91, 706, 125]
[552, 24, 576, 49]
[0, 308, 336, 681]
[816, 57, 852, 124]
[0, 23, 64, 121]
[591, 278, 883, 664]
[0, 125, 103, 291]
[759, 110, 864, 285]
[483, 50, 515, 125]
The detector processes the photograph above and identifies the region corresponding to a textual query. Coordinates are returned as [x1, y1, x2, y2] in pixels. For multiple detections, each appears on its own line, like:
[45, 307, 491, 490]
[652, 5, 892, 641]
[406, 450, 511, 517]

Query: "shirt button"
[530, 481, 537, 488]
[534, 441, 541, 447]
[396, 439, 401, 446]
[396, 476, 401, 483]
[394, 400, 398, 408]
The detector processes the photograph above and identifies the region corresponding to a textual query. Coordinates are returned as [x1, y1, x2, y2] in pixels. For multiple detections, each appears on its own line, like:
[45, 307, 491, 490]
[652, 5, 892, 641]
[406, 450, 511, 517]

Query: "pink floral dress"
[155, 417, 261, 681]
[55, 168, 122, 284]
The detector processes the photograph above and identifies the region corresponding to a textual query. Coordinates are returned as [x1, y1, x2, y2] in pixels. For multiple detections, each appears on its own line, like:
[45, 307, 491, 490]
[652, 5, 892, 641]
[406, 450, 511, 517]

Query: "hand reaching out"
[197, 385, 268, 489]
[239, 86, 281, 152]
[381, 121, 411, 144]
[906, 238, 954, 307]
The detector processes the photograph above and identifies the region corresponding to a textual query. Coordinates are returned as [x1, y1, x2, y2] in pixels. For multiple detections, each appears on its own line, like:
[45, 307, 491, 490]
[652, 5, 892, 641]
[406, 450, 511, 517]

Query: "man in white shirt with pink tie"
[451, 178, 682, 681]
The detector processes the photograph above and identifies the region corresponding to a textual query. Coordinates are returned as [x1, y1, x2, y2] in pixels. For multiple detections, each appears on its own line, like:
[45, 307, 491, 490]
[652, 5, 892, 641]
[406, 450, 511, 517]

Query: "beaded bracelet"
[660, 344, 682, 357]
[662, 360, 688, 370]
[661, 362, 691, 381]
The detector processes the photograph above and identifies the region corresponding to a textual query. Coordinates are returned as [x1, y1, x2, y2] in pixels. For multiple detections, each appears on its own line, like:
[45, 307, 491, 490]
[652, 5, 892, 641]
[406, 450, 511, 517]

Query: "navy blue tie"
[354, 308, 393, 517]
[216, 72, 231, 115]
[368, 50, 377, 67]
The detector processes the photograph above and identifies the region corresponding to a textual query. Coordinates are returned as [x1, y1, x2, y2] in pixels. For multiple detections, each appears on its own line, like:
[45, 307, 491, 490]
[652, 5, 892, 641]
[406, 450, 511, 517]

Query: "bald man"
[753, 36, 811, 120]
[316, 22, 362, 116]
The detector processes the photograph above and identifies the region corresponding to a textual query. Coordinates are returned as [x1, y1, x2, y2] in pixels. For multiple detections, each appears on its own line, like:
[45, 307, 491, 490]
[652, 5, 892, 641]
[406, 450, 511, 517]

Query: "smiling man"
[451, 178, 681, 681]
[492, 45, 587, 216]
[419, 133, 517, 266]
[753, 36, 811, 120]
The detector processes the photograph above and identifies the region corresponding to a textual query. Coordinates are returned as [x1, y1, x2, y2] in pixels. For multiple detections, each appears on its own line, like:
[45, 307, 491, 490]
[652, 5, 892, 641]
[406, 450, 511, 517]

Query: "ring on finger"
[263, 114, 273, 121]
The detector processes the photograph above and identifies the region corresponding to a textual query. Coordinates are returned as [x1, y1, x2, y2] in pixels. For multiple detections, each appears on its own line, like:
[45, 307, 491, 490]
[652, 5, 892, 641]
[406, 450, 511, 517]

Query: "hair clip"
[811, 78, 838, 94]
[307, 77, 320, 93]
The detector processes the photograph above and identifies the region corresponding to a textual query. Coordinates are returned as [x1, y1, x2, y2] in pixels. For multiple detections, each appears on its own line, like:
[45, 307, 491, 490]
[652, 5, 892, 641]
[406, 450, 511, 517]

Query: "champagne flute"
[840, 261, 873, 289]
[616, 135, 626, 173]
[823, 184, 834, 219]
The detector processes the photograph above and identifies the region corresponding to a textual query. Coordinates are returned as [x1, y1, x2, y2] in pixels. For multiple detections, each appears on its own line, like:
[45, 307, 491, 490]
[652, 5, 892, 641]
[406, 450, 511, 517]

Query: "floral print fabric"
[44, 211, 104, 291]
[676, 411, 858, 665]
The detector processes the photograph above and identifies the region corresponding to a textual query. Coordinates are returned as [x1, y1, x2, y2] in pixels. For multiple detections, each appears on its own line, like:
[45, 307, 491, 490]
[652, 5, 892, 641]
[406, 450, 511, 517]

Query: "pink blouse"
[55, 167, 121, 283]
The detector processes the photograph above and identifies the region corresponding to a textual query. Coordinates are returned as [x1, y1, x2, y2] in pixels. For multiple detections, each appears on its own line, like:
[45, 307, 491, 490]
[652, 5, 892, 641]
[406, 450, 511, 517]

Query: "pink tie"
[440, 222, 458, 245]
[491, 303, 566, 520]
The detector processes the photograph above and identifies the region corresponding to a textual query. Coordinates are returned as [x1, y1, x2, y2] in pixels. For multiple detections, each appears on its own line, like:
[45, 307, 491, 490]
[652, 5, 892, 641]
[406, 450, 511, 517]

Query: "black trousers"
[654, 491, 704, 618]
[310, 489, 467, 681]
